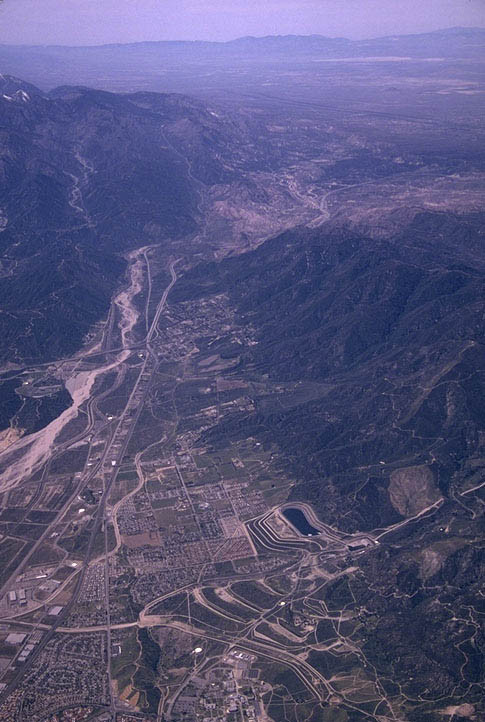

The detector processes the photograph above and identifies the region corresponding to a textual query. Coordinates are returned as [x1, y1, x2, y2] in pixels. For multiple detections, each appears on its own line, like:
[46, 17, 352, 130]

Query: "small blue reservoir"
[282, 507, 320, 536]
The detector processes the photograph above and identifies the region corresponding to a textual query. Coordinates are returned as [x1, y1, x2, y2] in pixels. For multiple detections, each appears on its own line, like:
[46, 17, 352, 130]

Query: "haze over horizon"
[0, 0, 485, 46]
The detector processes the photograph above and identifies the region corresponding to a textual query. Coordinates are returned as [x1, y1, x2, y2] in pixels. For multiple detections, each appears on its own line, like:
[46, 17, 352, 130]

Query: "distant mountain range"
[2, 26, 485, 57]
[0, 27, 484, 92]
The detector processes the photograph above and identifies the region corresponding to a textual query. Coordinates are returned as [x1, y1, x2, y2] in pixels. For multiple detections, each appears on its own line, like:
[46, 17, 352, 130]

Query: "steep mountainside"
[174, 211, 485, 529]
[0, 76, 270, 365]
[170, 211, 485, 716]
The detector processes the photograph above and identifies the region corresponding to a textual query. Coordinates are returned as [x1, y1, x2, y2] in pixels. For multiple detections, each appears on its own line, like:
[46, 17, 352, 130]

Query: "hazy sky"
[1, 0, 485, 45]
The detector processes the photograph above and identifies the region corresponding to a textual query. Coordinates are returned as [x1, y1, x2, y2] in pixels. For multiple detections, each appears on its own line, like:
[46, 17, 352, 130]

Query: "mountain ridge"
[1, 26, 484, 50]
[1, 26, 483, 99]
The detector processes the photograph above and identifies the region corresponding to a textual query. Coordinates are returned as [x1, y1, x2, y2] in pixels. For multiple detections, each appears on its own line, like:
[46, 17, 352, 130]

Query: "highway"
[0, 252, 180, 721]
[0, 248, 411, 722]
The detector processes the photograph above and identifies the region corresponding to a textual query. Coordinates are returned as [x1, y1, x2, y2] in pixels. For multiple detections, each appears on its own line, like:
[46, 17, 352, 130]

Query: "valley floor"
[0, 239, 482, 722]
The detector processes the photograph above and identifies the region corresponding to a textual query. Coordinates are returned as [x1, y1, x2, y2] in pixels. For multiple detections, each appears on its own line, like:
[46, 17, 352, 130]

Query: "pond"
[282, 507, 320, 536]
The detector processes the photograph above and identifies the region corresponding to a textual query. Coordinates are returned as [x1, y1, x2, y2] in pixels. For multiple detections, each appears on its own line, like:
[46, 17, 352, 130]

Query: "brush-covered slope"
[174, 210, 485, 530]
[0, 76, 262, 364]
